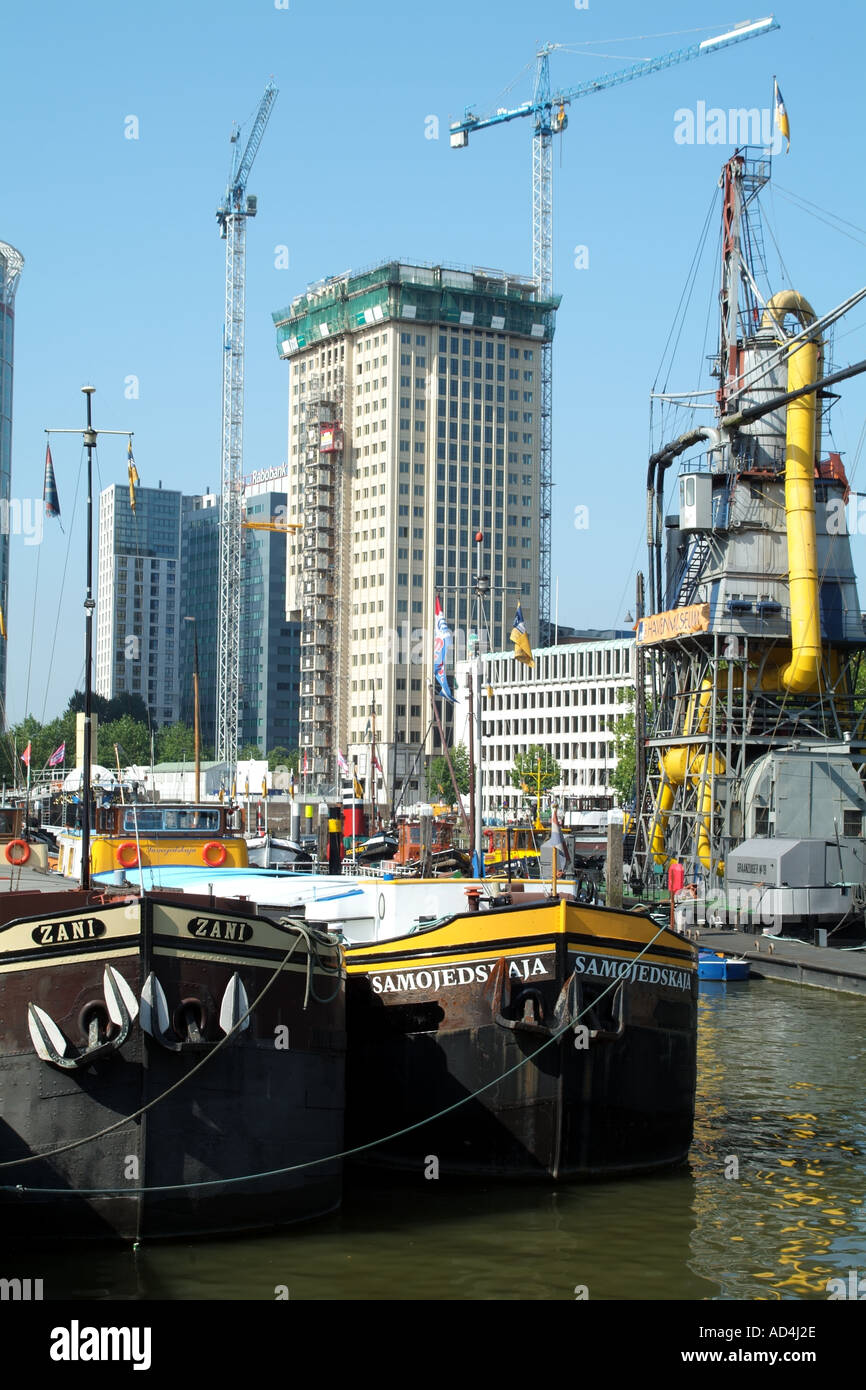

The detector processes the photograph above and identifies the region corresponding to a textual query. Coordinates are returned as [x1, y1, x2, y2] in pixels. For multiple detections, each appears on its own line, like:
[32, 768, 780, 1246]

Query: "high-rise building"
[95, 483, 183, 723]
[180, 491, 220, 745]
[179, 476, 301, 756]
[0, 242, 24, 725]
[273, 260, 559, 802]
[238, 476, 301, 754]
[98, 476, 302, 755]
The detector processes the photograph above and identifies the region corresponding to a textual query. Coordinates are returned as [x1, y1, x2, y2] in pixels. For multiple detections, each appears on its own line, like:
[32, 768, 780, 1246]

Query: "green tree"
[425, 742, 470, 799]
[238, 743, 262, 761]
[609, 686, 637, 804]
[510, 745, 560, 798]
[268, 746, 299, 772]
[157, 722, 197, 764]
[98, 715, 151, 767]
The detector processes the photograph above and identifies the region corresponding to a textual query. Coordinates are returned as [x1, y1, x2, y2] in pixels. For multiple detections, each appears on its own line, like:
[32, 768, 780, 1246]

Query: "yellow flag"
[774, 77, 790, 153]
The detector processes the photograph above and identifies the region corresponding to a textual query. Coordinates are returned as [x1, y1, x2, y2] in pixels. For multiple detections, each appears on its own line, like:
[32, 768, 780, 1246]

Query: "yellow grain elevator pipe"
[760, 292, 823, 695]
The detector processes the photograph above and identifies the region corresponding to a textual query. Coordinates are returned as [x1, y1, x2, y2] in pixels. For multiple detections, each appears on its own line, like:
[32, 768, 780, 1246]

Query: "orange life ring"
[116, 841, 140, 869]
[202, 841, 227, 867]
[5, 840, 30, 866]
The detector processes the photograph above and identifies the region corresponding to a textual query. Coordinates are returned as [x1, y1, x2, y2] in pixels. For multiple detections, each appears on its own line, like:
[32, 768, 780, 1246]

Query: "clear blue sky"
[4, 0, 866, 723]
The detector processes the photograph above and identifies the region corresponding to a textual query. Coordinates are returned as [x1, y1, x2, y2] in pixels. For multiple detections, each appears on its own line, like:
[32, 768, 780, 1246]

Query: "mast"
[46, 390, 132, 889]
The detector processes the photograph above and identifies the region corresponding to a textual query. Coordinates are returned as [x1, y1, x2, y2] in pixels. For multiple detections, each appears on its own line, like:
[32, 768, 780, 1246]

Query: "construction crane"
[215, 79, 278, 778]
[450, 17, 779, 636]
[241, 516, 303, 534]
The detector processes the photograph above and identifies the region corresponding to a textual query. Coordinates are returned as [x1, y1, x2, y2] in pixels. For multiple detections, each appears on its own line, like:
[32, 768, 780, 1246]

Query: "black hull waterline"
[0, 897, 345, 1243]
[345, 897, 698, 1181]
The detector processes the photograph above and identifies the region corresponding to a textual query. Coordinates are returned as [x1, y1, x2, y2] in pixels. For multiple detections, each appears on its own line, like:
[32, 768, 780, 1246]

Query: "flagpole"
[24, 750, 31, 843]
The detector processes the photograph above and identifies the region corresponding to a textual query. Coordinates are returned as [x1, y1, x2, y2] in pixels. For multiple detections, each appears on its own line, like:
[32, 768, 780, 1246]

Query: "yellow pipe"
[780, 336, 822, 692]
[760, 291, 824, 696]
[650, 680, 725, 870]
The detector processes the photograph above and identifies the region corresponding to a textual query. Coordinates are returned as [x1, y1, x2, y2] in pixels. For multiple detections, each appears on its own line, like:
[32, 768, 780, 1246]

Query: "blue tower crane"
[450, 17, 779, 635]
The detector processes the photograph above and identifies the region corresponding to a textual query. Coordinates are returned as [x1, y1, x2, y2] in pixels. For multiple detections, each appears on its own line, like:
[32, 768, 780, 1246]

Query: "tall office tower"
[238, 473, 301, 754]
[0, 243, 23, 725]
[273, 260, 559, 801]
[180, 492, 220, 746]
[95, 484, 183, 724]
[180, 476, 301, 755]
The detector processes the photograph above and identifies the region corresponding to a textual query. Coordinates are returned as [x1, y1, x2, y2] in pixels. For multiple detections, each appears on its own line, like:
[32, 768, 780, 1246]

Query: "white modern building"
[454, 637, 636, 818]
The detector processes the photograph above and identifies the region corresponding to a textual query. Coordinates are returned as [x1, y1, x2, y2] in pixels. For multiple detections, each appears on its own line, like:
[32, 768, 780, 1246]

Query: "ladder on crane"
[215, 80, 278, 781]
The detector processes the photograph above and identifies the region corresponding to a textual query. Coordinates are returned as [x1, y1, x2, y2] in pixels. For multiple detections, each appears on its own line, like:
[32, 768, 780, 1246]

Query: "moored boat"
[343, 889, 697, 1180]
[57, 800, 249, 880]
[0, 890, 345, 1242]
[697, 948, 750, 982]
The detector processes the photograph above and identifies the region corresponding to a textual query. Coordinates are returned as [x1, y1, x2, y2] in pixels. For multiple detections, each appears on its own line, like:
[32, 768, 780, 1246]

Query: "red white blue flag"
[43, 443, 60, 519]
[433, 595, 453, 702]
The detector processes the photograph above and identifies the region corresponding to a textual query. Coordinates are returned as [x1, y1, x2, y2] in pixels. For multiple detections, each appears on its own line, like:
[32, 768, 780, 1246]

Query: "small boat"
[245, 832, 314, 869]
[57, 800, 249, 880]
[698, 948, 751, 982]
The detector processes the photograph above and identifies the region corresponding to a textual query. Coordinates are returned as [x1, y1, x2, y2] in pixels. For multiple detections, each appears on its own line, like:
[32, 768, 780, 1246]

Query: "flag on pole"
[128, 440, 139, 513]
[774, 77, 790, 153]
[433, 594, 453, 701]
[510, 605, 535, 667]
[549, 806, 570, 868]
[20, 741, 31, 767]
[302, 749, 309, 774]
[352, 762, 364, 800]
[372, 751, 384, 777]
[48, 742, 66, 767]
[43, 442, 61, 519]
[337, 749, 350, 777]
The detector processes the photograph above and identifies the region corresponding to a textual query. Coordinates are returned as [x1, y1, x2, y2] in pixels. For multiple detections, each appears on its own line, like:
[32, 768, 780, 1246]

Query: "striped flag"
[433, 594, 453, 701]
[43, 443, 60, 519]
[774, 77, 790, 153]
[48, 742, 66, 767]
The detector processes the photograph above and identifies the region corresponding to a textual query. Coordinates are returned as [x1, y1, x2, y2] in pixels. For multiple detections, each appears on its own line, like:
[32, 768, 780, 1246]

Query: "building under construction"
[273, 261, 558, 804]
[633, 151, 866, 939]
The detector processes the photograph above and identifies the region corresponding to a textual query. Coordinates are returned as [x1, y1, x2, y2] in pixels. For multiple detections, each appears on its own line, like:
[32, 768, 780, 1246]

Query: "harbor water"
[9, 977, 866, 1301]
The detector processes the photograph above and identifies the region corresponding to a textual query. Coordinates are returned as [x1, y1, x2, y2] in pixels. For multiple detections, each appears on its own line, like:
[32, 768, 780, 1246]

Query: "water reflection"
[6, 981, 865, 1300]
[690, 981, 866, 1300]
